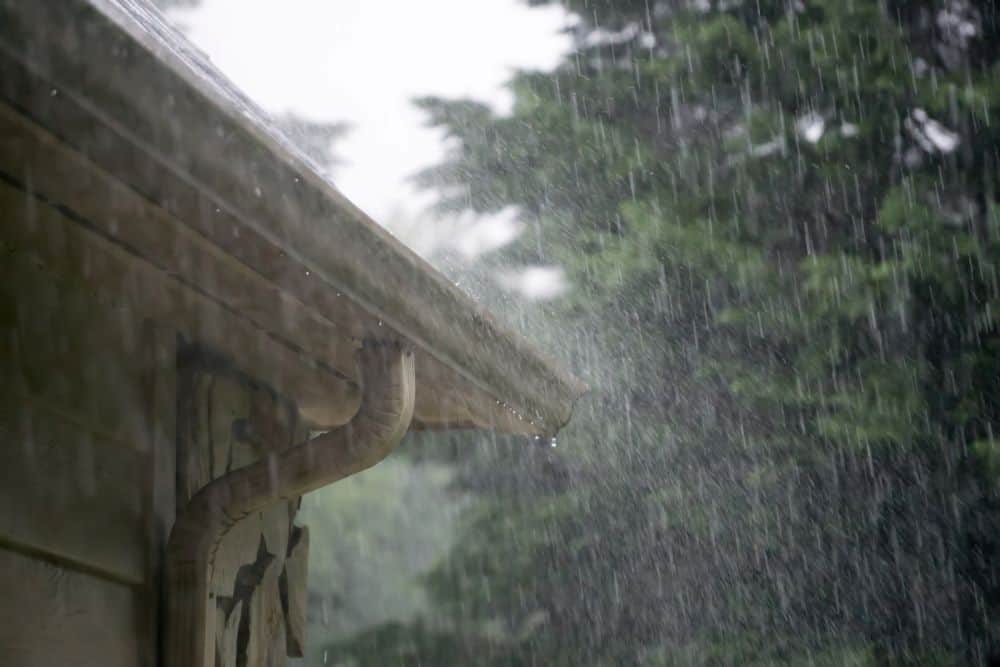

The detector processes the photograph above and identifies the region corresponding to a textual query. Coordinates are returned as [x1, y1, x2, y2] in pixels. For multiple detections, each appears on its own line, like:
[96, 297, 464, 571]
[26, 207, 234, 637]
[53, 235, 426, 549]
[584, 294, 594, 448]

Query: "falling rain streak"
[39, 0, 1000, 664]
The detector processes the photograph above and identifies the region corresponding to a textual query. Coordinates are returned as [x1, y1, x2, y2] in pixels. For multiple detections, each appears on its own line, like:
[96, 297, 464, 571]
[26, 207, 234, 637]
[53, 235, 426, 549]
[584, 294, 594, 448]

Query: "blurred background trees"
[324, 1, 1000, 664]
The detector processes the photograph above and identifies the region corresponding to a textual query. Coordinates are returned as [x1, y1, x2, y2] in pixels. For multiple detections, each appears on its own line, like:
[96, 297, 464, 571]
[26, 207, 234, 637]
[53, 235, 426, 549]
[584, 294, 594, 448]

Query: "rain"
[3, 0, 1000, 665]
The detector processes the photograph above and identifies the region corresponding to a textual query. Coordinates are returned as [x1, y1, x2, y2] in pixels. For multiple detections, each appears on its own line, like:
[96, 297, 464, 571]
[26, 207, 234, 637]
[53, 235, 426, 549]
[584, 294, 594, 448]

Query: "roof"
[0, 0, 585, 435]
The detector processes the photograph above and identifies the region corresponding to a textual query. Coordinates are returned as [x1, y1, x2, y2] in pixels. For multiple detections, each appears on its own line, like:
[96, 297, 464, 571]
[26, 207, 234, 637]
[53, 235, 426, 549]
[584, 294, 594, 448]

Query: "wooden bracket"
[165, 342, 414, 667]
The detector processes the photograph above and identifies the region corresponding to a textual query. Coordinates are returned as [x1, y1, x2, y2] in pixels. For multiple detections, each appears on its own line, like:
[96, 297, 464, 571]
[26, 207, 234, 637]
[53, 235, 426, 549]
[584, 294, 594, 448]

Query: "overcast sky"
[168, 0, 571, 275]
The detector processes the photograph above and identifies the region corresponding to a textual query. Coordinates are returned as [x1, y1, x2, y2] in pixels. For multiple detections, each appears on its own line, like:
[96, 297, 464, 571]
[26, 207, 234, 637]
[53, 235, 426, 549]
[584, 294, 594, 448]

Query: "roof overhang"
[0, 0, 585, 435]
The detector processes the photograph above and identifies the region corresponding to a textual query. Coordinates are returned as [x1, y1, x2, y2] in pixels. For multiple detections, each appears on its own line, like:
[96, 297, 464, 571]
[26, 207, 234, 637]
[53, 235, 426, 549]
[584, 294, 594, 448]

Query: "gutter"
[0, 0, 587, 436]
[165, 341, 416, 667]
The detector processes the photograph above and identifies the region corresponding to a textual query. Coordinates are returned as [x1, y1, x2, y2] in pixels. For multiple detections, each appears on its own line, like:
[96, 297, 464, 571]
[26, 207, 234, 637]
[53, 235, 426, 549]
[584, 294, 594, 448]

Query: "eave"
[0, 0, 586, 436]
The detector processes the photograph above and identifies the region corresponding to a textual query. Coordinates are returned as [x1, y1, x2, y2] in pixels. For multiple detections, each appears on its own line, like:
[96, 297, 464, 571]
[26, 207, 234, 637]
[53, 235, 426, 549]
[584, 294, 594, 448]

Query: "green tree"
[329, 1, 1000, 664]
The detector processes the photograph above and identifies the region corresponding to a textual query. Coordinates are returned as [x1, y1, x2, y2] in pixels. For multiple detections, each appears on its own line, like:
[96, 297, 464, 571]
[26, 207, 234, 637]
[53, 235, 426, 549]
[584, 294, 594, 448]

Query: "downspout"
[165, 341, 416, 667]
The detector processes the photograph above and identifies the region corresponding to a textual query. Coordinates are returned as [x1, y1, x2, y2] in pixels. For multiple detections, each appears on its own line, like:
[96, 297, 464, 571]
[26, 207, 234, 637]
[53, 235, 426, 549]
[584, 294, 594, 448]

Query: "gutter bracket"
[165, 340, 415, 667]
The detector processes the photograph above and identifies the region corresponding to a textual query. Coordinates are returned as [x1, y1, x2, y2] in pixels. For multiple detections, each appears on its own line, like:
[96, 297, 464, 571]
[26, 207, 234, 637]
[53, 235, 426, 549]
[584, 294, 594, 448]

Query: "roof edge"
[0, 0, 586, 434]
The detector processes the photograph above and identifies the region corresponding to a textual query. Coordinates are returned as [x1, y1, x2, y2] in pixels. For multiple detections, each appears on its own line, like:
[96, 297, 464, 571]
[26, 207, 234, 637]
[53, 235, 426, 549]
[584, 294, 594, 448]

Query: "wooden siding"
[0, 154, 176, 665]
[0, 548, 144, 667]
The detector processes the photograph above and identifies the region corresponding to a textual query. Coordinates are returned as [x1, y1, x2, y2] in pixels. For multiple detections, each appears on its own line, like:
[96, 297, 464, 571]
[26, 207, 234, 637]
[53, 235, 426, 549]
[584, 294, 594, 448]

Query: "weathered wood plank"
[139, 321, 177, 667]
[258, 503, 291, 575]
[0, 102, 361, 382]
[180, 370, 253, 501]
[216, 600, 244, 667]
[244, 556, 287, 667]
[0, 237, 148, 445]
[0, 546, 142, 667]
[182, 356, 302, 665]
[283, 525, 309, 658]
[0, 170, 359, 429]
[0, 398, 147, 583]
[210, 511, 266, 598]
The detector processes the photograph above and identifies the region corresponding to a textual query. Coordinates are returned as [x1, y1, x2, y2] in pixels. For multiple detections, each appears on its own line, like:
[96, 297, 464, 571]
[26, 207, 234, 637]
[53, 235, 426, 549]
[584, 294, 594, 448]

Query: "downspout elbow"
[165, 341, 415, 667]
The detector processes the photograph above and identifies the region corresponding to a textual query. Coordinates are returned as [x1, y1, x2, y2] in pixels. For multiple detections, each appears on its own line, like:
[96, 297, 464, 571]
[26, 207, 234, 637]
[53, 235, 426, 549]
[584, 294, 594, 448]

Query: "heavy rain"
[2, 0, 1000, 665]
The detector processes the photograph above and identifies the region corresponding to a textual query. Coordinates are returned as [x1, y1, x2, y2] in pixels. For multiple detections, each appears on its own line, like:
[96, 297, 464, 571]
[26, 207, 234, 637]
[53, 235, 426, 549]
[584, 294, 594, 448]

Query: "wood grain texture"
[283, 525, 309, 658]
[244, 556, 287, 667]
[216, 600, 243, 667]
[178, 350, 306, 666]
[0, 120, 361, 429]
[139, 321, 177, 667]
[0, 547, 142, 667]
[0, 397, 147, 584]
[167, 344, 413, 667]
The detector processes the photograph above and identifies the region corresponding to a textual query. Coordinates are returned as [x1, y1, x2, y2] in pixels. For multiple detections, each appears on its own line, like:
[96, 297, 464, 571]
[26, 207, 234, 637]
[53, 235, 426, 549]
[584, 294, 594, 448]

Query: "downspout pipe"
[165, 341, 416, 667]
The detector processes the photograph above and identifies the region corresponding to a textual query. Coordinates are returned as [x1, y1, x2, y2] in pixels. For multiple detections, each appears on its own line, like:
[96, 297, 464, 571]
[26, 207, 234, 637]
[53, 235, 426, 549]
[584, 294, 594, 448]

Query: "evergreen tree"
[329, 1, 1000, 664]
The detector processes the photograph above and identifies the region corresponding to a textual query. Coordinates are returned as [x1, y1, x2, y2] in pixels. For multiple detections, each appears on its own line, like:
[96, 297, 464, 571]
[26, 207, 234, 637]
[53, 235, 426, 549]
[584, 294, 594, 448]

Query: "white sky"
[169, 0, 571, 265]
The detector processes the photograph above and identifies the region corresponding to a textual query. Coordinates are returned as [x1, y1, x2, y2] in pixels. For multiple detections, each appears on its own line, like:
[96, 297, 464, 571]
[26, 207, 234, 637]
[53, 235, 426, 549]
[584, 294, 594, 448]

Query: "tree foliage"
[329, 1, 1000, 664]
